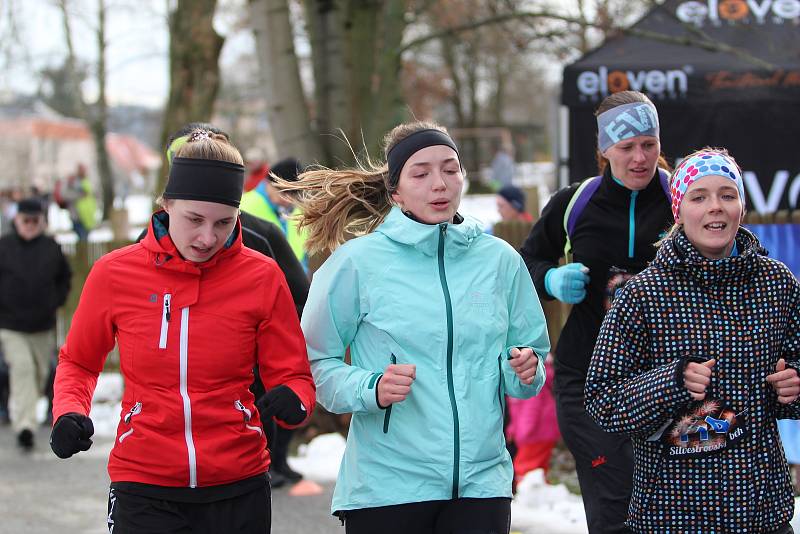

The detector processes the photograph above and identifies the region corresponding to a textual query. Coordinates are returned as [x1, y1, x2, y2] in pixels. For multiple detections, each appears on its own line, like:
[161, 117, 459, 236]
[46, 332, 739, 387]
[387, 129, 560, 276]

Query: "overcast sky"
[1, 0, 252, 108]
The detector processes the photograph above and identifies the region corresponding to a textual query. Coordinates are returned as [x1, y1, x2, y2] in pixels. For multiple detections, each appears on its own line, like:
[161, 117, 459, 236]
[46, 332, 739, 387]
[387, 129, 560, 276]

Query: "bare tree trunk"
[441, 36, 466, 126]
[156, 0, 225, 197]
[91, 0, 114, 220]
[58, 0, 114, 220]
[341, 0, 408, 157]
[362, 0, 408, 154]
[304, 0, 350, 165]
[58, 0, 85, 118]
[250, 0, 320, 165]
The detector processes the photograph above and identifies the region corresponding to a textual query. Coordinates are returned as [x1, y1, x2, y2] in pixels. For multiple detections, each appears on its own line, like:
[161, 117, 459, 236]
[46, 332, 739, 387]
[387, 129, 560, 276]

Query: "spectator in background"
[491, 144, 515, 187]
[497, 184, 533, 223]
[0, 198, 71, 450]
[241, 157, 308, 268]
[60, 164, 97, 242]
[244, 147, 270, 193]
[505, 353, 560, 488]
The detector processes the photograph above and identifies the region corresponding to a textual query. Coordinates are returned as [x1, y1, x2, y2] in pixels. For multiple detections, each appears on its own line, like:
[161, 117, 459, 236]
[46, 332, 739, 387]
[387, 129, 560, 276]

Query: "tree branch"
[400, 6, 776, 71]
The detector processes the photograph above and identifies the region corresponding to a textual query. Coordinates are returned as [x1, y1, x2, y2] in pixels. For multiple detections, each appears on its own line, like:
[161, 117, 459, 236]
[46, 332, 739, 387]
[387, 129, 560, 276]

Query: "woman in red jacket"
[49, 129, 315, 534]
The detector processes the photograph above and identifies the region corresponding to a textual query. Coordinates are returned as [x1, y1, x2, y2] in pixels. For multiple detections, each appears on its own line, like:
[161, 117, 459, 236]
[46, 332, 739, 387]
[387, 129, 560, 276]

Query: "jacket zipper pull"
[164, 293, 171, 322]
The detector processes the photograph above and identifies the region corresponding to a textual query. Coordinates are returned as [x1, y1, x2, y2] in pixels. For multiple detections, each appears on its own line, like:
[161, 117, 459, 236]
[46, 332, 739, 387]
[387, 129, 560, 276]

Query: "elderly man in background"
[0, 198, 71, 450]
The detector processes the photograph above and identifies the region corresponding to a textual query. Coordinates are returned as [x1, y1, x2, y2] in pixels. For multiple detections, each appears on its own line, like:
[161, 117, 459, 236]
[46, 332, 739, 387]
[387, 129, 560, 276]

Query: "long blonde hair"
[275, 121, 450, 255]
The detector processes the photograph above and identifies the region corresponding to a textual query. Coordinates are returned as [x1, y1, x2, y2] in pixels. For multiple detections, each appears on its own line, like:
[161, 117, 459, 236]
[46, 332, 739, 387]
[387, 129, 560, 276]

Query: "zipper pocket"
[497, 354, 506, 417]
[119, 402, 142, 443]
[159, 293, 172, 349]
[234, 400, 263, 435]
[383, 354, 396, 434]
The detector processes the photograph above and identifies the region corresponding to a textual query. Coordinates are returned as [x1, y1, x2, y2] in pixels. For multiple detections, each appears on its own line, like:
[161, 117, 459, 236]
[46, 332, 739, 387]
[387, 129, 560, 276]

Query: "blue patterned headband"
[597, 102, 660, 152]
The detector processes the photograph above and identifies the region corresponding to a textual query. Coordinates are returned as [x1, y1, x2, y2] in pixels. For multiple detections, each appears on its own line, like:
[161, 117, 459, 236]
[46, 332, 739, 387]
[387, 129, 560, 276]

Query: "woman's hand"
[683, 359, 715, 401]
[377, 364, 416, 408]
[509, 347, 539, 385]
[767, 358, 800, 404]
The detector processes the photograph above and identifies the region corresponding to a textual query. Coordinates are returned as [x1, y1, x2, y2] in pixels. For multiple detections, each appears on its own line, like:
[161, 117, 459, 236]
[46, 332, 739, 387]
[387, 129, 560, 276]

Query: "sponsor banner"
[676, 0, 800, 27]
[574, 66, 691, 102]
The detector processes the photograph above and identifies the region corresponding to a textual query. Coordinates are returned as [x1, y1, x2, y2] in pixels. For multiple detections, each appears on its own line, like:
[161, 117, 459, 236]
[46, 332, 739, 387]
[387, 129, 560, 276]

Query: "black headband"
[164, 157, 245, 208]
[387, 129, 460, 189]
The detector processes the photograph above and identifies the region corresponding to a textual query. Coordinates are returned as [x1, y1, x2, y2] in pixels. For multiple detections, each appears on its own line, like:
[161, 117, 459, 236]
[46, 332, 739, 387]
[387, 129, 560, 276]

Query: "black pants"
[555, 369, 633, 534]
[106, 484, 271, 534]
[342, 497, 511, 534]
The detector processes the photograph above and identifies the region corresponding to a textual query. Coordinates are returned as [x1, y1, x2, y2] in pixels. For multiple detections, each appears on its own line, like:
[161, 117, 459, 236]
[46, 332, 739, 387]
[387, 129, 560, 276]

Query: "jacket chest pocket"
[136, 291, 174, 351]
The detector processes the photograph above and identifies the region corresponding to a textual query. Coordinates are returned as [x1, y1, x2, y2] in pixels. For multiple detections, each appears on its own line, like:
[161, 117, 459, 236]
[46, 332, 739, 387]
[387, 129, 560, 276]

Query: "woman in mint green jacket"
[278, 121, 550, 533]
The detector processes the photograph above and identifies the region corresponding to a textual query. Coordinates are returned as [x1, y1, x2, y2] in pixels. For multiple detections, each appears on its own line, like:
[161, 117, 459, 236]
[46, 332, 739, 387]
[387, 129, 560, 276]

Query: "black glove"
[256, 385, 306, 426]
[50, 413, 94, 459]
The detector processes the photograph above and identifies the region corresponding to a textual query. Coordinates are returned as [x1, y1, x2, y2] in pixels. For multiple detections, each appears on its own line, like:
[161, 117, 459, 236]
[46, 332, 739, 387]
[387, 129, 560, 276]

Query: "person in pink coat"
[506, 354, 560, 483]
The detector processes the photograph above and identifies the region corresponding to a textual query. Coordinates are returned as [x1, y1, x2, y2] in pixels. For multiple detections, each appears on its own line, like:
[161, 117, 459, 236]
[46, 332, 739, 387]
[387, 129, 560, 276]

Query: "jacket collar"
[654, 226, 765, 287]
[140, 210, 242, 273]
[374, 206, 483, 257]
[601, 166, 664, 204]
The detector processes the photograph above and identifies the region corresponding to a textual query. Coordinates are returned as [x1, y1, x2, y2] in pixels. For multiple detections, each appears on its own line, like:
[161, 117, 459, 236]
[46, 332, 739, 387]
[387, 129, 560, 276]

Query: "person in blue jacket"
[277, 121, 550, 533]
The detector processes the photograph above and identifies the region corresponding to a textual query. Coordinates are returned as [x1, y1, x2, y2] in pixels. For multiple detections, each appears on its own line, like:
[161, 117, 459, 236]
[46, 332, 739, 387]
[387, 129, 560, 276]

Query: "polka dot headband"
[670, 151, 744, 222]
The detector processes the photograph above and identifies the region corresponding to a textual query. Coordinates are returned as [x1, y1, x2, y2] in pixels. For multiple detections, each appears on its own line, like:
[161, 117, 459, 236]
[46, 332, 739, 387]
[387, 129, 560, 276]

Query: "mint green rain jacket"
[301, 207, 550, 513]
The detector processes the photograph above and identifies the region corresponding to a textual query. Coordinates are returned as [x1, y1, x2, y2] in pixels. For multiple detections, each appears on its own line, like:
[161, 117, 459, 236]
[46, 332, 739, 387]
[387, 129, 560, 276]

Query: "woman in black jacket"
[520, 90, 672, 533]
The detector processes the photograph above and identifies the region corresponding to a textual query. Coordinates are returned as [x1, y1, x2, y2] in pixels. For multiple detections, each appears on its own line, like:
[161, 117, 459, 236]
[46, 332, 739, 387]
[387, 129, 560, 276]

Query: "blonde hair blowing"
[275, 121, 450, 255]
[158, 130, 244, 207]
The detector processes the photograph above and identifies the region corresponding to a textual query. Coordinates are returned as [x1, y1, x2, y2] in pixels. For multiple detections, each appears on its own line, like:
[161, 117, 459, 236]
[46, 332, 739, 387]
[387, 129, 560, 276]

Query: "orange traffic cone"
[288, 479, 324, 496]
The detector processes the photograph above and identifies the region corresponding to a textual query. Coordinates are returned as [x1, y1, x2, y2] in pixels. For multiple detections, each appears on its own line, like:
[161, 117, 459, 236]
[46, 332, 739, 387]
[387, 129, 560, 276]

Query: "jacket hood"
[653, 226, 766, 287]
[374, 206, 484, 257]
[140, 210, 242, 273]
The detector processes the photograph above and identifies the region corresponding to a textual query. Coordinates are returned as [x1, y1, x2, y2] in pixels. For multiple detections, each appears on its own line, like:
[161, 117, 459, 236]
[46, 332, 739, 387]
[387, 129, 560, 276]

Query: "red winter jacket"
[53, 212, 315, 488]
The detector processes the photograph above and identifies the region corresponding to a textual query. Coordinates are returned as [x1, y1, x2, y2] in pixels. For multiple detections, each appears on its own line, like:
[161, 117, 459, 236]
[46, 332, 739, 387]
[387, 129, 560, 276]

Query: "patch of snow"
[511, 470, 587, 533]
[287, 433, 346, 482]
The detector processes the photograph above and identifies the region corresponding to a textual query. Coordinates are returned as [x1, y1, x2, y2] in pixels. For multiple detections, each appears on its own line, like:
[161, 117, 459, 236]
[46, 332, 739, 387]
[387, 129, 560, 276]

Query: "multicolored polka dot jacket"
[586, 227, 800, 533]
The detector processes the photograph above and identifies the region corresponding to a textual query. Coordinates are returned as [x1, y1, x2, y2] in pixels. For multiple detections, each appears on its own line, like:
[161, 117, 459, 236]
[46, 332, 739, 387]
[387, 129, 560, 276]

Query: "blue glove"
[545, 263, 589, 304]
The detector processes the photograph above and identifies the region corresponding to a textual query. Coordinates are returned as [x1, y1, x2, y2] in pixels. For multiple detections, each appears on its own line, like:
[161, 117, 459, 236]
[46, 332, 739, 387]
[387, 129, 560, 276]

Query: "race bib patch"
[659, 400, 748, 459]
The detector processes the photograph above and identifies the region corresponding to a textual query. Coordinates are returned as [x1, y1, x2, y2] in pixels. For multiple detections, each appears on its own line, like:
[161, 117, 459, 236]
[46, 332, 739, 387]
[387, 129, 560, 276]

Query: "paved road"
[0, 424, 341, 534]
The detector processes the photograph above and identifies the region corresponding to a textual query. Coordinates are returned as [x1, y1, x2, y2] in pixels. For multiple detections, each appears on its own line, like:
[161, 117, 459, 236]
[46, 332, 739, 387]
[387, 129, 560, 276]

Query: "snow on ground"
[75, 374, 800, 532]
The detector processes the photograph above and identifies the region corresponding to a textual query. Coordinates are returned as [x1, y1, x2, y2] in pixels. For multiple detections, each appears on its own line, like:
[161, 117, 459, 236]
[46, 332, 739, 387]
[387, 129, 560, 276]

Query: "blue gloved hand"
[545, 263, 589, 304]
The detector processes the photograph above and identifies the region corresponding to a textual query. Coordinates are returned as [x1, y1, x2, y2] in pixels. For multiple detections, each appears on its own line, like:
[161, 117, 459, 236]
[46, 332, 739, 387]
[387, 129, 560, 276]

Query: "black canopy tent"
[560, 0, 800, 213]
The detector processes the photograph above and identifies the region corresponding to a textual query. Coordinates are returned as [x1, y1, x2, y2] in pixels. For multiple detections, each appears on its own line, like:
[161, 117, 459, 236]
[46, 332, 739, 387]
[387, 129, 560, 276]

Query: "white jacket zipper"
[159, 293, 171, 349]
[178, 306, 198, 488]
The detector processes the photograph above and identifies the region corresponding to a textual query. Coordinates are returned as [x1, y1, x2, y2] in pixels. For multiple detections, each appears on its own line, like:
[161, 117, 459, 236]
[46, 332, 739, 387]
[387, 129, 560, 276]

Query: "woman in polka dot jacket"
[586, 148, 800, 533]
